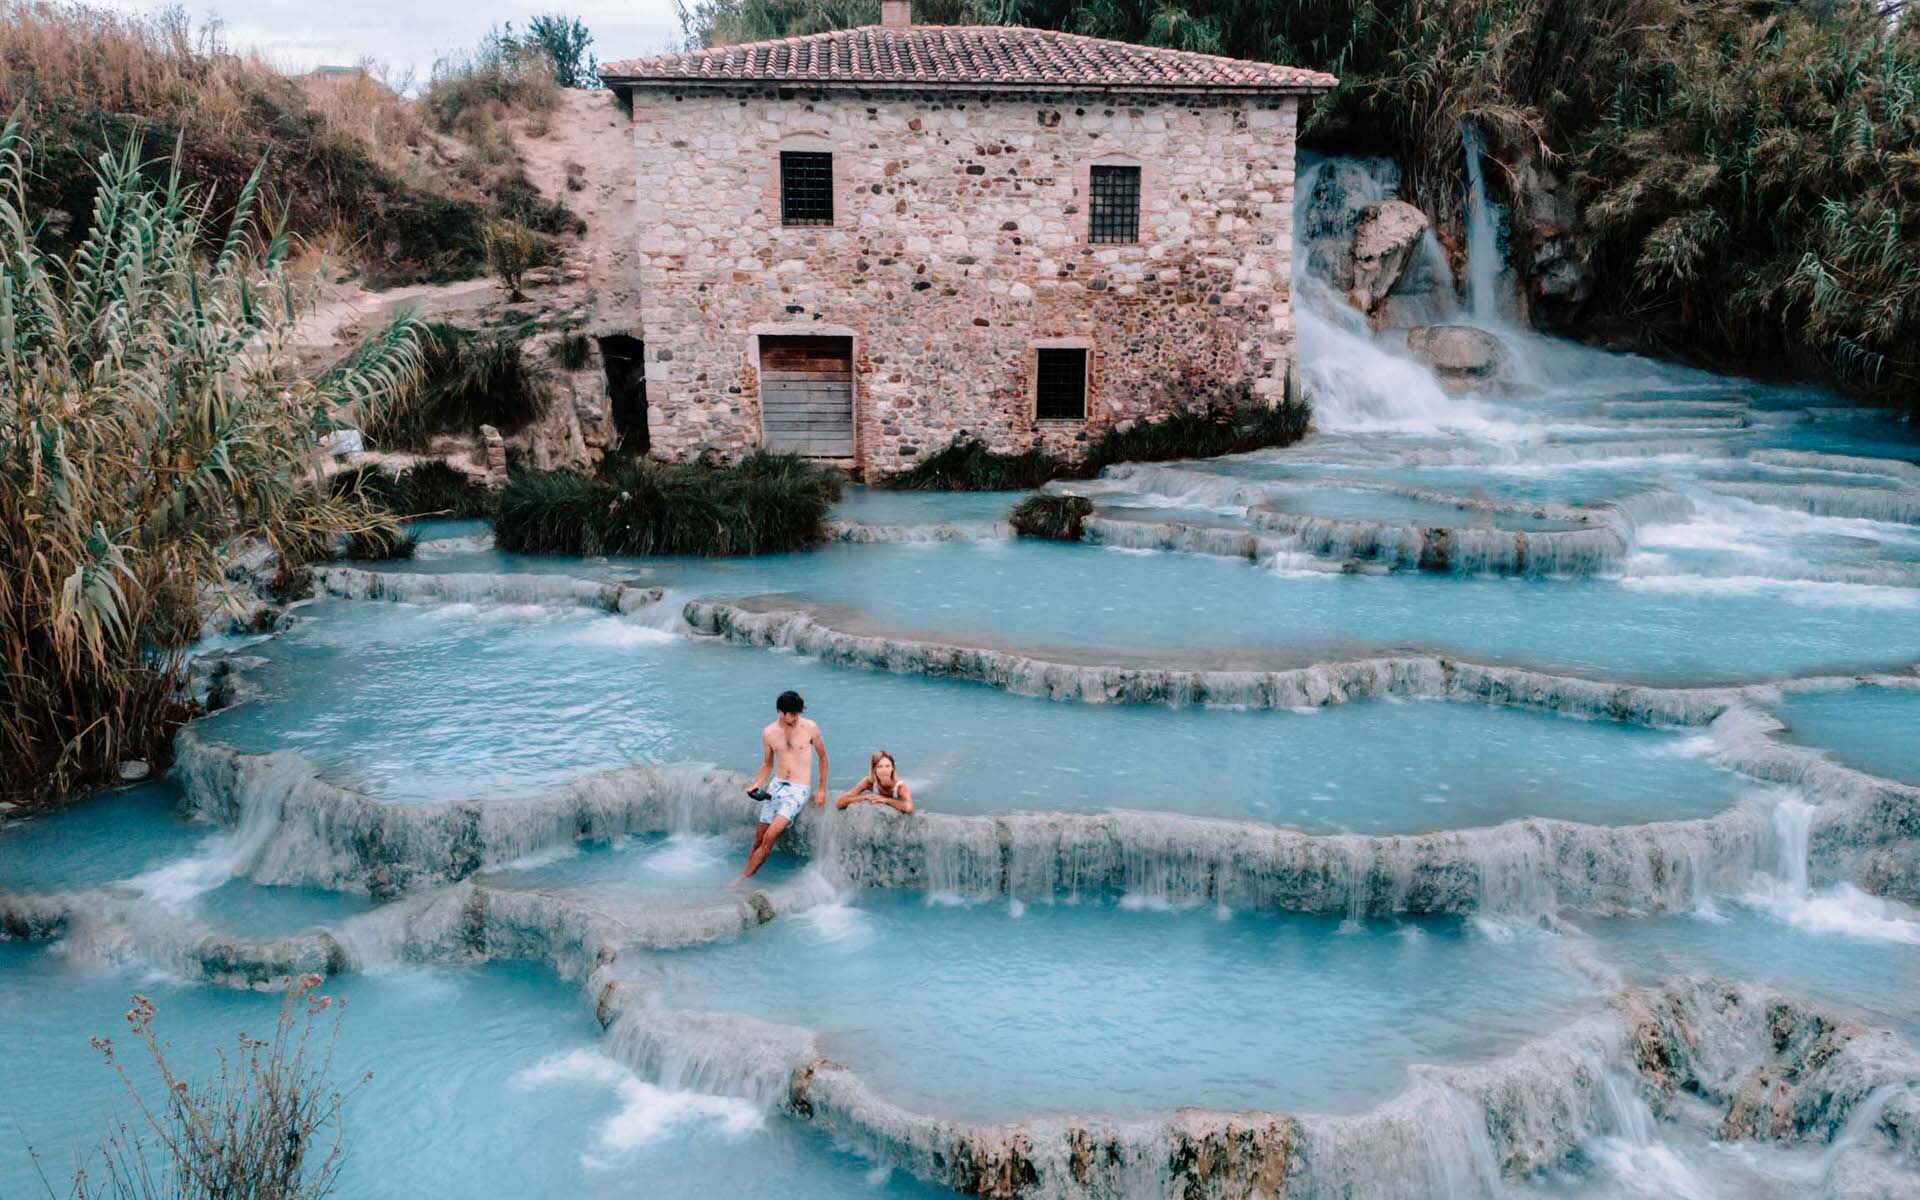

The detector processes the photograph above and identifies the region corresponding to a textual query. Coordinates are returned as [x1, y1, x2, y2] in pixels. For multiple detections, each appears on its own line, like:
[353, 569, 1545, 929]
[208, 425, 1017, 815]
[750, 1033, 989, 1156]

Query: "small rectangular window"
[1089, 165, 1140, 244]
[780, 151, 833, 226]
[1035, 348, 1087, 420]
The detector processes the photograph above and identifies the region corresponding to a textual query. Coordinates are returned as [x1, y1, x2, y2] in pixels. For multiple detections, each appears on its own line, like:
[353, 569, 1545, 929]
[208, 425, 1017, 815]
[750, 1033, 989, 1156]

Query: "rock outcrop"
[1514, 157, 1593, 326]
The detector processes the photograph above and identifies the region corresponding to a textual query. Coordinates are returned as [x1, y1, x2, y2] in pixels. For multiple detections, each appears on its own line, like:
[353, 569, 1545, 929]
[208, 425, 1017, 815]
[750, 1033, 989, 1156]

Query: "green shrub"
[1578, 2, 1920, 392]
[1009, 493, 1094, 541]
[1083, 392, 1312, 474]
[524, 15, 599, 89]
[496, 453, 843, 556]
[423, 24, 561, 137]
[399, 461, 498, 518]
[884, 390, 1313, 491]
[343, 526, 418, 561]
[883, 435, 1063, 491]
[483, 219, 537, 300]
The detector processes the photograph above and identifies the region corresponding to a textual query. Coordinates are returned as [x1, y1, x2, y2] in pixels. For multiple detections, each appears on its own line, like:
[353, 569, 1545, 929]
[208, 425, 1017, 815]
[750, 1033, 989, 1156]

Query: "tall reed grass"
[0, 121, 421, 806]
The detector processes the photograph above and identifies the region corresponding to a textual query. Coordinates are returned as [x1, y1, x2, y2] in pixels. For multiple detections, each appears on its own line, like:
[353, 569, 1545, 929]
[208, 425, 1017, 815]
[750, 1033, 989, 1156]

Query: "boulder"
[1406, 325, 1508, 393]
[1347, 200, 1430, 315]
[1299, 157, 1400, 293]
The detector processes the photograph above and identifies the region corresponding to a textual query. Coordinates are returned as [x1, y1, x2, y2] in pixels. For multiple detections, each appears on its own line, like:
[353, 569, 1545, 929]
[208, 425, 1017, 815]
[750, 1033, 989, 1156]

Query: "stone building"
[598, 2, 1334, 476]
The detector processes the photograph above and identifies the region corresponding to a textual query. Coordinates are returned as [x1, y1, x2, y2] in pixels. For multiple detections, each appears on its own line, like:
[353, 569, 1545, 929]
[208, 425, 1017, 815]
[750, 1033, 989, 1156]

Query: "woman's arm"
[874, 783, 914, 814]
[812, 727, 830, 806]
[834, 776, 874, 809]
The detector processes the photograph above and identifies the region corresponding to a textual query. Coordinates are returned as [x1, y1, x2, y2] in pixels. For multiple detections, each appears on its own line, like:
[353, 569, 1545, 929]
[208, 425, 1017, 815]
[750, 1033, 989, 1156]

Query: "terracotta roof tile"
[600, 25, 1337, 93]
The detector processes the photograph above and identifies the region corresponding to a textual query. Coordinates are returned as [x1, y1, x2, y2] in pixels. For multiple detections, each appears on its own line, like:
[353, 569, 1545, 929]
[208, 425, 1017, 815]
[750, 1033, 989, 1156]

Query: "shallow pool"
[362, 535, 1920, 682]
[1768, 685, 1920, 786]
[199, 599, 1755, 829]
[653, 894, 1600, 1122]
[0, 779, 373, 938]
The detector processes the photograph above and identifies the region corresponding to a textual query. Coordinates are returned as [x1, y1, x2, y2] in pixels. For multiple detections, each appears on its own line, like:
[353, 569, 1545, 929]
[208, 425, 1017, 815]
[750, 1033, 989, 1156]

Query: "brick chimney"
[880, 0, 912, 28]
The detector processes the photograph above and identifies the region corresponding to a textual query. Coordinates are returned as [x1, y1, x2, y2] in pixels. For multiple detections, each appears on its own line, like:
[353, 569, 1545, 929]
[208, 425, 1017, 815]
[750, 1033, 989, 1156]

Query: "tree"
[523, 13, 598, 87]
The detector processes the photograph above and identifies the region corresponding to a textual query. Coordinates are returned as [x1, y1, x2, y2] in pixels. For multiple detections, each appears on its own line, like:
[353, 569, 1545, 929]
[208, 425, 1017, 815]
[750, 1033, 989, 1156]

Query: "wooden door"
[759, 336, 854, 458]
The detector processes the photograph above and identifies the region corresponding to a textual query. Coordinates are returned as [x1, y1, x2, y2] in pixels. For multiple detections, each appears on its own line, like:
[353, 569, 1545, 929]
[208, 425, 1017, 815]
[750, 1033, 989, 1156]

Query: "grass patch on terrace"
[1009, 494, 1094, 541]
[331, 462, 497, 520]
[495, 453, 844, 557]
[886, 393, 1312, 492]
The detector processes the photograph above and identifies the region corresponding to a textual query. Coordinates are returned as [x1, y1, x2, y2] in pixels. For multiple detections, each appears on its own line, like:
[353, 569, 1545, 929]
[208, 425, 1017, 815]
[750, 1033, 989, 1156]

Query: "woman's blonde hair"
[869, 750, 899, 796]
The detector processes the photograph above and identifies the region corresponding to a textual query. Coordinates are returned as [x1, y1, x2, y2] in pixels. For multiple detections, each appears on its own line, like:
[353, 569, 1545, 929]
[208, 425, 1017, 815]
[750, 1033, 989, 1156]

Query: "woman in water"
[834, 750, 915, 813]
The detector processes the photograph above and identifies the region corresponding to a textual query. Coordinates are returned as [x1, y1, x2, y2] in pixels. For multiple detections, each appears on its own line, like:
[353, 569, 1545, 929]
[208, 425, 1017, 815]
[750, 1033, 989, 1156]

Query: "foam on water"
[511, 1048, 765, 1162]
[1743, 800, 1920, 945]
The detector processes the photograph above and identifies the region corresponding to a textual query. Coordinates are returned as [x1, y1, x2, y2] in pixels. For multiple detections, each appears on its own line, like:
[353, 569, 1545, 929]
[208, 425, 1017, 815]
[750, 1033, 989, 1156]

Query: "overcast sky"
[93, 0, 687, 84]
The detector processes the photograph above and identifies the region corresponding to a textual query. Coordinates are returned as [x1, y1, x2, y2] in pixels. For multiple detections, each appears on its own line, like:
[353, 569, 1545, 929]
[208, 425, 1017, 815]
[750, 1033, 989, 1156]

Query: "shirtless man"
[740, 690, 827, 879]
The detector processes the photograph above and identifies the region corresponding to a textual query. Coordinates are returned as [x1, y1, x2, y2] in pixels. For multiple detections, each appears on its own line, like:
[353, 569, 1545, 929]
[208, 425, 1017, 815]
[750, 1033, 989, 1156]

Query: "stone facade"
[627, 86, 1304, 477]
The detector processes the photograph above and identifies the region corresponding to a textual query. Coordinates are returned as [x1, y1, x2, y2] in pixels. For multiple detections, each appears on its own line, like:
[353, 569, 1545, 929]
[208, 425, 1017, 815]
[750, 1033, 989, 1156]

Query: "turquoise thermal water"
[1768, 685, 1920, 786]
[655, 894, 1598, 1122]
[1576, 907, 1920, 1042]
[363, 537, 1920, 682]
[11, 149, 1920, 1200]
[0, 942, 938, 1200]
[1260, 485, 1582, 530]
[829, 486, 1024, 525]
[197, 598, 1753, 826]
[482, 832, 804, 897]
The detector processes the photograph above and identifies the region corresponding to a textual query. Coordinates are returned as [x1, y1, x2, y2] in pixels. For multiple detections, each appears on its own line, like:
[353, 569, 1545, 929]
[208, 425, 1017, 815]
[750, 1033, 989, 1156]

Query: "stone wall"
[628, 86, 1302, 476]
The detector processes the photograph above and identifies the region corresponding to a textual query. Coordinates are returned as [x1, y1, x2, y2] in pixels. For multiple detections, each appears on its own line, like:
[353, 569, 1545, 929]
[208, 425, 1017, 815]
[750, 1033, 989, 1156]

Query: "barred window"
[1089, 165, 1140, 244]
[780, 152, 833, 226]
[1035, 348, 1087, 420]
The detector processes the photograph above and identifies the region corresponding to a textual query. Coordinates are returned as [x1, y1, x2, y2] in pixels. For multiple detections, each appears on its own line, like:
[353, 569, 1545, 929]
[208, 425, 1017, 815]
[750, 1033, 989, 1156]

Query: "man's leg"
[741, 815, 791, 879]
[741, 821, 771, 876]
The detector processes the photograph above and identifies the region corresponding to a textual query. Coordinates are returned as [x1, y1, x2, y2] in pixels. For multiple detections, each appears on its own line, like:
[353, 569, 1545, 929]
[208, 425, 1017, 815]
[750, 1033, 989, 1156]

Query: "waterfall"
[1461, 126, 1503, 324]
[1746, 798, 1920, 943]
[1292, 155, 1480, 433]
[1579, 1072, 1717, 1198]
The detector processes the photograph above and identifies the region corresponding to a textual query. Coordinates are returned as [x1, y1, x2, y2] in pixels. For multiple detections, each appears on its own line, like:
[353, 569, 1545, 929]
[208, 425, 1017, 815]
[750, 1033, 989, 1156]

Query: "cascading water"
[1291, 154, 1485, 433]
[1460, 125, 1505, 324]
